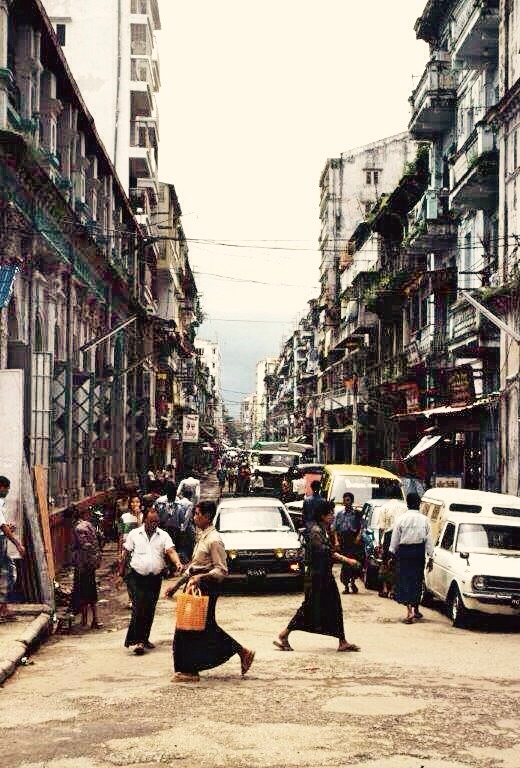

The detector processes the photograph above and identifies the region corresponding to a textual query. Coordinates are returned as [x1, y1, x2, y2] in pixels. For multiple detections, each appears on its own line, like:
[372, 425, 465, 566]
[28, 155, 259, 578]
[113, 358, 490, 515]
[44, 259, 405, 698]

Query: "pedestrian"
[216, 466, 227, 497]
[280, 475, 292, 504]
[119, 506, 183, 655]
[176, 470, 201, 506]
[377, 486, 407, 545]
[389, 492, 434, 624]
[236, 464, 251, 495]
[302, 479, 323, 529]
[166, 500, 255, 683]
[332, 492, 365, 594]
[173, 488, 196, 563]
[70, 506, 103, 629]
[274, 499, 360, 653]
[227, 465, 236, 494]
[0, 476, 25, 622]
[250, 469, 264, 494]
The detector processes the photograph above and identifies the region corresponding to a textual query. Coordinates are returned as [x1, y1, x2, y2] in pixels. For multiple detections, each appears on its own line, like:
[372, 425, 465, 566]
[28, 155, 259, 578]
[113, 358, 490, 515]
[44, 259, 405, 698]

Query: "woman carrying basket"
[165, 500, 255, 683]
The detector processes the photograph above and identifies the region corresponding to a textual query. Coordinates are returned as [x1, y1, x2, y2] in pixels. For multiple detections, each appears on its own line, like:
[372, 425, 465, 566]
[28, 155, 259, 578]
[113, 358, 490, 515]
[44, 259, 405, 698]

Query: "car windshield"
[456, 523, 520, 553]
[252, 453, 296, 468]
[216, 506, 293, 532]
[330, 476, 403, 507]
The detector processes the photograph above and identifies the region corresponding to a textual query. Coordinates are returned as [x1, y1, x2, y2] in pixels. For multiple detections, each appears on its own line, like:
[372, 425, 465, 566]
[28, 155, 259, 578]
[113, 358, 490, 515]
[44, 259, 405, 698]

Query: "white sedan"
[215, 496, 305, 585]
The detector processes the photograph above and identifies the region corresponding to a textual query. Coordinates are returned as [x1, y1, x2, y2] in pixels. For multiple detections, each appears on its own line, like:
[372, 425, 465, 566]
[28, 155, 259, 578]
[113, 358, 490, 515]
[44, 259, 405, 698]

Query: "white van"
[420, 488, 520, 626]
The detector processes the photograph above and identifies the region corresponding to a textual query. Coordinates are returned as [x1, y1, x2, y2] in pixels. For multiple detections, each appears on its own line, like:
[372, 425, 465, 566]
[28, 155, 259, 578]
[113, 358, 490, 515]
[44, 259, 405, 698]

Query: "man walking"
[389, 492, 434, 624]
[120, 507, 183, 655]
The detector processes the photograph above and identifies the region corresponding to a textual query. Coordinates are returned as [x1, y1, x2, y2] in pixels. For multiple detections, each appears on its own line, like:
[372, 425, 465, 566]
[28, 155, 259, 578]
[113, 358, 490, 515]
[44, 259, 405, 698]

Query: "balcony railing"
[450, 124, 498, 211]
[448, 299, 499, 349]
[409, 58, 456, 138]
[406, 189, 457, 254]
[452, 0, 499, 65]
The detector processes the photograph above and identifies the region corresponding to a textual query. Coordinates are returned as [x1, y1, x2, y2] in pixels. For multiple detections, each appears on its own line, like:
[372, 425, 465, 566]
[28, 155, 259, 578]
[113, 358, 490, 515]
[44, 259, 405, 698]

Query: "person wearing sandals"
[274, 499, 360, 653]
[120, 506, 183, 655]
[166, 500, 255, 682]
[0, 476, 25, 622]
[389, 492, 434, 624]
[70, 506, 103, 630]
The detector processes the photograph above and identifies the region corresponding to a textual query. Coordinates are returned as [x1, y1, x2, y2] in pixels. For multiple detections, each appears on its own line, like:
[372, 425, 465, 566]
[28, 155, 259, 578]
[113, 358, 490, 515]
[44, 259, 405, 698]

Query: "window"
[440, 522, 455, 551]
[56, 24, 66, 47]
[365, 170, 380, 185]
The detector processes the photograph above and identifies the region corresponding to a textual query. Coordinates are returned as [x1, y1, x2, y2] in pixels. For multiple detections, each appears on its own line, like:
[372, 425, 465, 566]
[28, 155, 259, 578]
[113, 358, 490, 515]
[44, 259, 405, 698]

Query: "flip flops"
[273, 639, 293, 652]
[338, 643, 361, 652]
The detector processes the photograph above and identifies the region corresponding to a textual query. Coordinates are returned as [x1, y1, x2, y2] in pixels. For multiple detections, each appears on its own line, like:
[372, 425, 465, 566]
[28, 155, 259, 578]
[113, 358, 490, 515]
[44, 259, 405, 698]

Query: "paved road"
[1, 548, 519, 768]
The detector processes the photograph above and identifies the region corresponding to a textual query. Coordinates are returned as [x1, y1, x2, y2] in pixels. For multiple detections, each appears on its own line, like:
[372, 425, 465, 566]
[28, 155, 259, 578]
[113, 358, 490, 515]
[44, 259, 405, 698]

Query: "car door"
[429, 522, 456, 599]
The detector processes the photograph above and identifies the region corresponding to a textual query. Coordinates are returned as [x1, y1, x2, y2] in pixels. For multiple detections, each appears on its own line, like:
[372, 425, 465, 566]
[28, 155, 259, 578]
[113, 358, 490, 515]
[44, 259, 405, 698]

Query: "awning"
[404, 434, 442, 461]
[394, 396, 497, 420]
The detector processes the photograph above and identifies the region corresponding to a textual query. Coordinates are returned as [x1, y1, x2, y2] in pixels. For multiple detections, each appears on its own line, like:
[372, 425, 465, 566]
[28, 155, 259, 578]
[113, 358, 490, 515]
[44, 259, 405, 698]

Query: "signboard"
[447, 366, 474, 406]
[433, 475, 463, 489]
[182, 413, 199, 443]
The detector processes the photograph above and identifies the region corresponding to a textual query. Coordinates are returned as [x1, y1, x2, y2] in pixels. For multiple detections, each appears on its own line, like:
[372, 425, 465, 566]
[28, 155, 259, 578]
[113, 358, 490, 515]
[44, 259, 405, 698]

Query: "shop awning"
[394, 396, 497, 420]
[404, 434, 442, 461]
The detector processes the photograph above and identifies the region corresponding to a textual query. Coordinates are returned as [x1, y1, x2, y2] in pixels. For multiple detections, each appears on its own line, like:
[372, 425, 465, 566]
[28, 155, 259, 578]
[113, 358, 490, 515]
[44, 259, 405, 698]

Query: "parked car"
[420, 488, 520, 626]
[214, 496, 305, 585]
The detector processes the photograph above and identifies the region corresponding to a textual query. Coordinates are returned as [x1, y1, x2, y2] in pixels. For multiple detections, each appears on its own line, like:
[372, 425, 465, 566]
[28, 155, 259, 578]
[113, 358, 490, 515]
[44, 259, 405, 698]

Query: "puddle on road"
[323, 694, 428, 715]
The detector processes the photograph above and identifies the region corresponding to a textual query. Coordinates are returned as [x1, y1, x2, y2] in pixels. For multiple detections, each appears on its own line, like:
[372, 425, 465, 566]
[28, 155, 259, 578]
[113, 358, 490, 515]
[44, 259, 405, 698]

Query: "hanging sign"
[182, 413, 199, 443]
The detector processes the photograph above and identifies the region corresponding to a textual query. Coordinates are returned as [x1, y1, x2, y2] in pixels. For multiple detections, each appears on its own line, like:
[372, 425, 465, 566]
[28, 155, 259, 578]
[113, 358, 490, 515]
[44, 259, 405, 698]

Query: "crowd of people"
[58, 460, 433, 683]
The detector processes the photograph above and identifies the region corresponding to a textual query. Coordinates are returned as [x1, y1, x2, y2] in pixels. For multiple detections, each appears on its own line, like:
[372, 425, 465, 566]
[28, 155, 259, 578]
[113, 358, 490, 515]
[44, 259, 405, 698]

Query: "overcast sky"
[156, 1, 429, 413]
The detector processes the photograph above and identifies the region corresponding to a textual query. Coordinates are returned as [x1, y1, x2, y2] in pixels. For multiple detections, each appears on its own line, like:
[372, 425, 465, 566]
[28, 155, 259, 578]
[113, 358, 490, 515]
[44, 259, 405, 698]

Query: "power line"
[194, 271, 317, 288]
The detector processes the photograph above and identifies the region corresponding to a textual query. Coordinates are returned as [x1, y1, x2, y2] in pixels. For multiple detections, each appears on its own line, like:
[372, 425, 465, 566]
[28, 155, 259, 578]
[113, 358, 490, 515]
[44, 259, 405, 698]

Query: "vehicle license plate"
[511, 596, 520, 610]
[247, 568, 266, 578]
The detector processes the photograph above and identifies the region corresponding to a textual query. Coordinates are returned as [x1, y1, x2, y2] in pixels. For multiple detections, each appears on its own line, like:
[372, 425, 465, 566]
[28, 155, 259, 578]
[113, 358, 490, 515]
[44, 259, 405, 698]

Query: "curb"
[0, 611, 53, 685]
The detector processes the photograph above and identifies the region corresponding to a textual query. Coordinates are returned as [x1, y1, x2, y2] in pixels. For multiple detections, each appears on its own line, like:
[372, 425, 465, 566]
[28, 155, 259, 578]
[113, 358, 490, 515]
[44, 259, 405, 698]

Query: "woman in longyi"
[166, 500, 255, 683]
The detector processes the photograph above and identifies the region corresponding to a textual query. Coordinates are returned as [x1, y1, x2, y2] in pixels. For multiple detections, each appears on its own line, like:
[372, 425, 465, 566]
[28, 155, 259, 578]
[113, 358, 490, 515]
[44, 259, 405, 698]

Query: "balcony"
[334, 302, 377, 349]
[409, 58, 456, 138]
[450, 124, 498, 211]
[452, 0, 499, 66]
[448, 298, 499, 355]
[406, 189, 457, 254]
[130, 146, 157, 180]
[365, 353, 409, 389]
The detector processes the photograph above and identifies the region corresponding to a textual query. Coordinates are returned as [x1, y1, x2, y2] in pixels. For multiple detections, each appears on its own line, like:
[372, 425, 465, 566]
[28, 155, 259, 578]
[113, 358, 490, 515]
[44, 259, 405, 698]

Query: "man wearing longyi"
[166, 500, 255, 682]
[120, 507, 182, 655]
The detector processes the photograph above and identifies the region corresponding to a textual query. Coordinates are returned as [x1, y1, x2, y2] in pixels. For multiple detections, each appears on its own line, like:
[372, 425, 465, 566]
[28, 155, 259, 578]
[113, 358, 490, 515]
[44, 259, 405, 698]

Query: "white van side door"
[430, 521, 457, 599]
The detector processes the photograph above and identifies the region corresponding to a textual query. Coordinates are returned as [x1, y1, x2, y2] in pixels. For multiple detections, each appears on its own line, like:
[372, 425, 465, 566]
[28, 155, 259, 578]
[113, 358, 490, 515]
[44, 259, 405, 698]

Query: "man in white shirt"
[119, 506, 182, 655]
[0, 476, 25, 621]
[389, 492, 434, 624]
[377, 486, 408, 544]
[176, 473, 201, 506]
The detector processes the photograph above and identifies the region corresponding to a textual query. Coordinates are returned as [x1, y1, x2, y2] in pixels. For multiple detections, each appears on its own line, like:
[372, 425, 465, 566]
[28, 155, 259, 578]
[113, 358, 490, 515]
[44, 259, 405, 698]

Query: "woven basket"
[175, 587, 209, 631]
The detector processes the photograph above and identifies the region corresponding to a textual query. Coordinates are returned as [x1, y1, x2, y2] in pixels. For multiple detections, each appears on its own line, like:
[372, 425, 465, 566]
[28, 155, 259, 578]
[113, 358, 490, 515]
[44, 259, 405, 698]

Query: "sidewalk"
[0, 604, 52, 684]
[0, 470, 220, 685]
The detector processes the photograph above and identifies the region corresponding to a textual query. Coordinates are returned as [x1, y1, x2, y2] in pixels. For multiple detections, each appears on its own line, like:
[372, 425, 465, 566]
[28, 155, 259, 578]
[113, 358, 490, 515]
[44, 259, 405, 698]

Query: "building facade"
[262, 0, 520, 493]
[0, 0, 162, 573]
[195, 339, 224, 440]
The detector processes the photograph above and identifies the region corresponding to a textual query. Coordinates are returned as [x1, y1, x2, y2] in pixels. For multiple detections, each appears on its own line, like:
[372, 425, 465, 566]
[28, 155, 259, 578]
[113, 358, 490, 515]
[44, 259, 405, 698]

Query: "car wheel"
[448, 585, 467, 628]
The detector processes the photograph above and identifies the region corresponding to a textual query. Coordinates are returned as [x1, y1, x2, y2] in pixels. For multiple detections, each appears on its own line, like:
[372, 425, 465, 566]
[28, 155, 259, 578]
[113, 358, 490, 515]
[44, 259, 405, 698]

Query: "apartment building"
[0, 0, 159, 574]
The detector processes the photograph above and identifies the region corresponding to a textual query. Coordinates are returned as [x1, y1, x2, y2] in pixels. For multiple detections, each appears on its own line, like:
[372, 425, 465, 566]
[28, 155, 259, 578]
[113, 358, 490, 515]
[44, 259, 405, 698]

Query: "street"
[1, 555, 519, 768]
